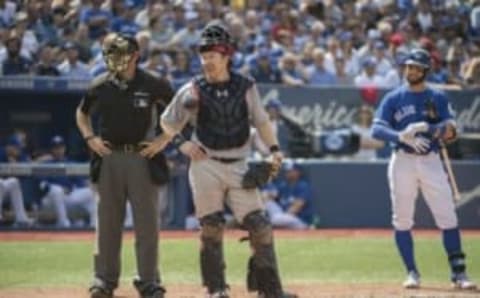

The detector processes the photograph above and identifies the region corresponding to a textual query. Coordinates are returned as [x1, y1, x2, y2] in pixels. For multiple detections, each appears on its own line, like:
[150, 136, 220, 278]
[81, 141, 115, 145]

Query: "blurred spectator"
[354, 57, 384, 87]
[372, 40, 393, 76]
[279, 52, 306, 86]
[148, 16, 174, 49]
[383, 51, 407, 89]
[249, 48, 283, 84]
[170, 49, 194, 91]
[12, 12, 39, 59]
[80, 0, 113, 39]
[166, 10, 201, 50]
[416, 0, 433, 33]
[140, 48, 170, 80]
[1, 32, 32, 75]
[34, 45, 61, 76]
[0, 0, 16, 28]
[38, 135, 96, 228]
[351, 105, 384, 161]
[306, 47, 337, 86]
[111, 0, 140, 36]
[262, 162, 314, 229]
[57, 42, 91, 79]
[0, 135, 34, 227]
[463, 57, 480, 87]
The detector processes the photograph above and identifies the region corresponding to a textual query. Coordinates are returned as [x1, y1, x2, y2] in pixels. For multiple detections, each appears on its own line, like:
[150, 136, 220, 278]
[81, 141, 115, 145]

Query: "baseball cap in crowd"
[395, 50, 409, 65]
[283, 161, 301, 172]
[50, 135, 65, 147]
[389, 33, 404, 46]
[338, 31, 353, 42]
[374, 40, 386, 50]
[62, 41, 77, 51]
[6, 135, 22, 148]
[362, 56, 377, 68]
[367, 29, 380, 40]
[265, 98, 282, 110]
[14, 12, 28, 25]
[257, 47, 270, 59]
[185, 11, 199, 22]
[124, 0, 135, 9]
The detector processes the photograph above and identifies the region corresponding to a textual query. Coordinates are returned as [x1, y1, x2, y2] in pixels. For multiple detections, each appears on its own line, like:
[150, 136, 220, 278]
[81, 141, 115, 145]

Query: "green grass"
[0, 236, 479, 289]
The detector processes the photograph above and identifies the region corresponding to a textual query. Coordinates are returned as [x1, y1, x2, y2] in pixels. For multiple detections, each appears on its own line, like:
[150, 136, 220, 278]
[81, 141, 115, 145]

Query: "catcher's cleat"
[452, 273, 477, 290]
[89, 286, 113, 298]
[258, 292, 298, 298]
[207, 289, 230, 298]
[403, 271, 420, 289]
[133, 279, 166, 298]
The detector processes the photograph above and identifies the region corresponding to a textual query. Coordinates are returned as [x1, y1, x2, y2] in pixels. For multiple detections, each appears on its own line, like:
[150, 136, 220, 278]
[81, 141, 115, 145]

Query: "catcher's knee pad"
[199, 212, 227, 293]
[200, 212, 225, 241]
[448, 251, 466, 274]
[243, 210, 273, 247]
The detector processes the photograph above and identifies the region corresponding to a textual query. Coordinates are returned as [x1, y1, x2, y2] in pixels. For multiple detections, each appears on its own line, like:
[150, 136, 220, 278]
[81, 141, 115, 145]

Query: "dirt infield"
[1, 284, 479, 298]
[1, 229, 479, 297]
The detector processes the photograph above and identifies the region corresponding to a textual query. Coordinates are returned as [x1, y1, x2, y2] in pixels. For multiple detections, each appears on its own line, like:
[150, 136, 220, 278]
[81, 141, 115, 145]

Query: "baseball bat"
[440, 143, 461, 201]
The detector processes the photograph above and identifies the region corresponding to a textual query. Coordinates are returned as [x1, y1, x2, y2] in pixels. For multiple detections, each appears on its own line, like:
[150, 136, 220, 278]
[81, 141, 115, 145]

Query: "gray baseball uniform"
[161, 77, 269, 221]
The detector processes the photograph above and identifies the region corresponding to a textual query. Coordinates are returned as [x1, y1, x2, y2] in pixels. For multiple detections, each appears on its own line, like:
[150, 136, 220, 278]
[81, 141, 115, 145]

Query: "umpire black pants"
[93, 151, 160, 289]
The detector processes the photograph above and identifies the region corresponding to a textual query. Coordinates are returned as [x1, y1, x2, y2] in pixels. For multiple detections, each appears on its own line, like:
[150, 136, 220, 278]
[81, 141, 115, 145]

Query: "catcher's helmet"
[404, 48, 431, 69]
[102, 33, 139, 74]
[198, 20, 234, 55]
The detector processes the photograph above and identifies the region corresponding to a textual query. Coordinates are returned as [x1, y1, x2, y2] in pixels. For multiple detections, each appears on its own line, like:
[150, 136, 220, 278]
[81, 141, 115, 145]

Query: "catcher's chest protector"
[195, 72, 253, 150]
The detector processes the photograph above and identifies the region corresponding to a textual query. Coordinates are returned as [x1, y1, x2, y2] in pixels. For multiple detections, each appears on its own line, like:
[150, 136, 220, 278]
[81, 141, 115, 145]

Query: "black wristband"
[269, 145, 280, 153]
[84, 135, 96, 142]
[172, 134, 186, 147]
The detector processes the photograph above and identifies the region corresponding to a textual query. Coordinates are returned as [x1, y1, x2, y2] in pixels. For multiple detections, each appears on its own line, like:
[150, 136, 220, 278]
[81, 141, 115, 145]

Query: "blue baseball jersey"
[276, 179, 314, 225]
[42, 157, 87, 190]
[373, 85, 454, 153]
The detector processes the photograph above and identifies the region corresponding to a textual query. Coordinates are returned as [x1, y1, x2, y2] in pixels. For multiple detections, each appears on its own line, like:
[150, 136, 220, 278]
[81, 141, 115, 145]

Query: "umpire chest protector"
[194, 72, 253, 150]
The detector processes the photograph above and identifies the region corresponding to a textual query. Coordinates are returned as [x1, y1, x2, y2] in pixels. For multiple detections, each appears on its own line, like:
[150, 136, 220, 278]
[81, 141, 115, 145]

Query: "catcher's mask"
[102, 33, 139, 75]
[198, 20, 235, 56]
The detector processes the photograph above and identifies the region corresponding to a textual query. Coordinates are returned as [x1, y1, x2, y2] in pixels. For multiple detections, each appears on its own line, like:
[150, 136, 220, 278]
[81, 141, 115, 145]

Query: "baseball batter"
[372, 48, 476, 290]
[160, 21, 296, 298]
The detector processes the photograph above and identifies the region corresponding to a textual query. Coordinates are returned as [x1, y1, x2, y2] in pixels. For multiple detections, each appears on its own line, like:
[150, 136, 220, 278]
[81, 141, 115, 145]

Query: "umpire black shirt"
[79, 68, 174, 145]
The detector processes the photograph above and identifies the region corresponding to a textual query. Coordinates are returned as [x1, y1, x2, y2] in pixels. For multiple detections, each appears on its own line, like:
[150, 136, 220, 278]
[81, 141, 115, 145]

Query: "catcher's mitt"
[241, 161, 277, 189]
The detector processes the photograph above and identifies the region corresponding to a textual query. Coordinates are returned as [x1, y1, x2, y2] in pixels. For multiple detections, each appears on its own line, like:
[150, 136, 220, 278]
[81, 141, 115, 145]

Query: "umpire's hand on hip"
[87, 137, 112, 157]
[179, 141, 207, 161]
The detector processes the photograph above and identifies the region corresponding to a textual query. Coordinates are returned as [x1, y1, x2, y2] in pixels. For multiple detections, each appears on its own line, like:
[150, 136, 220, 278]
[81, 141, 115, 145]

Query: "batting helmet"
[198, 20, 234, 55]
[102, 33, 139, 74]
[404, 48, 431, 69]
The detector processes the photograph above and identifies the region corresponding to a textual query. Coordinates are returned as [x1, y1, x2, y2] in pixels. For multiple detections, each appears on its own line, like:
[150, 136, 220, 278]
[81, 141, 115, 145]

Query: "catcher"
[160, 20, 296, 298]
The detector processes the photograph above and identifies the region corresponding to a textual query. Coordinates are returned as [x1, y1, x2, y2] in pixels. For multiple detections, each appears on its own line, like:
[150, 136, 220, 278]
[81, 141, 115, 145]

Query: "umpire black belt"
[110, 143, 145, 153]
[210, 156, 243, 163]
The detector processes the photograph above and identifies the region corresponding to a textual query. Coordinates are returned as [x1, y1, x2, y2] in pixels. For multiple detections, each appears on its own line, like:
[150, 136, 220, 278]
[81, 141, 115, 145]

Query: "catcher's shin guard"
[243, 211, 283, 297]
[200, 212, 227, 294]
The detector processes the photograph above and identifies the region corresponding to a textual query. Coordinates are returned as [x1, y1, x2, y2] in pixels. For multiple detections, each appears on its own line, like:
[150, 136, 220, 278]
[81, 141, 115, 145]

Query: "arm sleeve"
[153, 77, 175, 107]
[371, 92, 400, 143]
[246, 84, 269, 128]
[78, 87, 98, 115]
[160, 83, 194, 135]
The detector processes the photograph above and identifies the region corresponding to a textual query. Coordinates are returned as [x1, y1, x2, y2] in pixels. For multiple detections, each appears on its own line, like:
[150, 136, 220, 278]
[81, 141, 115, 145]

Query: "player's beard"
[406, 72, 426, 87]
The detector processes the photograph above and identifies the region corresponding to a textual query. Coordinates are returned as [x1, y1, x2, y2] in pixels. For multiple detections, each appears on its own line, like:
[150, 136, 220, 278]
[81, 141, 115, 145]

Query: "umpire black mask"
[102, 33, 139, 76]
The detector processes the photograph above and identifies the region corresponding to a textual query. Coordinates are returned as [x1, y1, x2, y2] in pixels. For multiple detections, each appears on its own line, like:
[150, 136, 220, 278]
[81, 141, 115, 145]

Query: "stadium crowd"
[0, 0, 479, 89]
